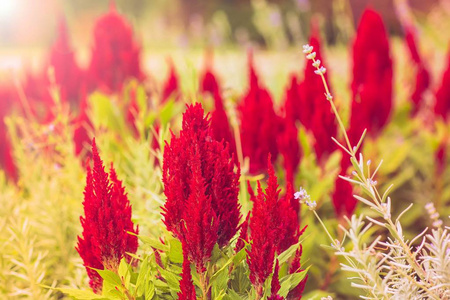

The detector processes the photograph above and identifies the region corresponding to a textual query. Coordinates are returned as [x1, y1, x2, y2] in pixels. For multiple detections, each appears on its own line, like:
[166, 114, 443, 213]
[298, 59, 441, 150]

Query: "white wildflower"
[302, 44, 313, 54]
[314, 66, 326, 75]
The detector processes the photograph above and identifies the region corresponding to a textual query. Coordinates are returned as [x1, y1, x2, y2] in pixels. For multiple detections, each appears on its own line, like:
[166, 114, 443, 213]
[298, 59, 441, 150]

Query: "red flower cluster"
[283, 31, 336, 164]
[76, 140, 139, 293]
[267, 260, 283, 300]
[0, 86, 17, 181]
[200, 61, 236, 159]
[162, 59, 180, 102]
[177, 248, 197, 300]
[332, 156, 357, 217]
[161, 104, 240, 272]
[48, 19, 85, 107]
[349, 8, 393, 145]
[435, 50, 450, 121]
[277, 114, 301, 185]
[287, 246, 308, 299]
[239, 54, 280, 173]
[404, 25, 430, 115]
[88, 3, 144, 93]
[247, 158, 303, 297]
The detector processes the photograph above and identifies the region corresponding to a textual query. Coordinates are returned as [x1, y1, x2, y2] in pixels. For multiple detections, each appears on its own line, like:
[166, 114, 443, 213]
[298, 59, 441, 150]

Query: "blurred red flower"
[162, 59, 180, 102]
[239, 54, 280, 173]
[349, 8, 393, 145]
[435, 50, 450, 121]
[48, 19, 85, 107]
[88, 3, 144, 93]
[404, 25, 430, 115]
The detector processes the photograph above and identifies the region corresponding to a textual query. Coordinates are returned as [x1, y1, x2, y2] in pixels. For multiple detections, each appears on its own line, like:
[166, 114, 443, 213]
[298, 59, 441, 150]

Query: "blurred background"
[0, 0, 448, 52]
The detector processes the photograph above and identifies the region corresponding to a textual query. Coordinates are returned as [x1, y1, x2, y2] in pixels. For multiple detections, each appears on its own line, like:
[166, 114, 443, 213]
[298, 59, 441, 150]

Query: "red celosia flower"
[161, 104, 241, 271]
[48, 18, 85, 107]
[235, 213, 249, 252]
[162, 59, 180, 102]
[247, 180, 277, 297]
[435, 50, 450, 121]
[404, 25, 430, 115]
[0, 86, 18, 181]
[238, 54, 280, 173]
[88, 3, 144, 93]
[435, 136, 448, 176]
[283, 75, 301, 122]
[277, 115, 301, 185]
[177, 246, 197, 300]
[267, 260, 283, 300]
[332, 155, 357, 216]
[349, 8, 393, 145]
[287, 246, 308, 299]
[247, 157, 304, 296]
[284, 31, 337, 163]
[72, 93, 93, 156]
[200, 60, 236, 159]
[76, 139, 139, 293]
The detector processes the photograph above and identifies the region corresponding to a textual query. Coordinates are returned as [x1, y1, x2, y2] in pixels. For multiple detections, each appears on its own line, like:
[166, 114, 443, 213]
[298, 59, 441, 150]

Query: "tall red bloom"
[48, 19, 85, 107]
[287, 246, 308, 299]
[0, 86, 17, 181]
[238, 54, 280, 173]
[177, 247, 197, 300]
[76, 140, 139, 293]
[162, 59, 180, 102]
[349, 8, 393, 145]
[267, 260, 283, 300]
[88, 3, 143, 93]
[247, 158, 303, 296]
[435, 50, 450, 121]
[404, 25, 430, 115]
[162, 104, 241, 271]
[284, 31, 337, 163]
[332, 154, 357, 216]
[277, 115, 301, 185]
[200, 60, 236, 158]
[72, 93, 93, 156]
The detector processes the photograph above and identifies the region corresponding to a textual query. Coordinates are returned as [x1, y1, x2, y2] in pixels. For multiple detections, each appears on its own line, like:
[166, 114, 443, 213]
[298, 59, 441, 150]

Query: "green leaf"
[277, 242, 300, 264]
[168, 238, 183, 264]
[145, 279, 155, 300]
[93, 268, 122, 287]
[135, 257, 149, 297]
[278, 266, 310, 297]
[131, 233, 169, 252]
[158, 267, 181, 292]
[118, 258, 131, 289]
[225, 288, 243, 300]
[54, 288, 108, 300]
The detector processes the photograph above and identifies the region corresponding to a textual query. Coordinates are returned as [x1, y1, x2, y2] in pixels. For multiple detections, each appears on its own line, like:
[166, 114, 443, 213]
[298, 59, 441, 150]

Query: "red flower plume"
[200, 59, 236, 159]
[239, 54, 280, 173]
[267, 260, 283, 300]
[435, 50, 450, 121]
[76, 139, 139, 293]
[332, 154, 357, 217]
[284, 30, 337, 163]
[277, 115, 301, 185]
[162, 59, 180, 102]
[177, 247, 197, 300]
[88, 3, 143, 93]
[404, 25, 430, 115]
[287, 246, 308, 299]
[48, 18, 85, 107]
[349, 8, 393, 145]
[162, 104, 241, 271]
[0, 86, 18, 181]
[247, 157, 304, 297]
